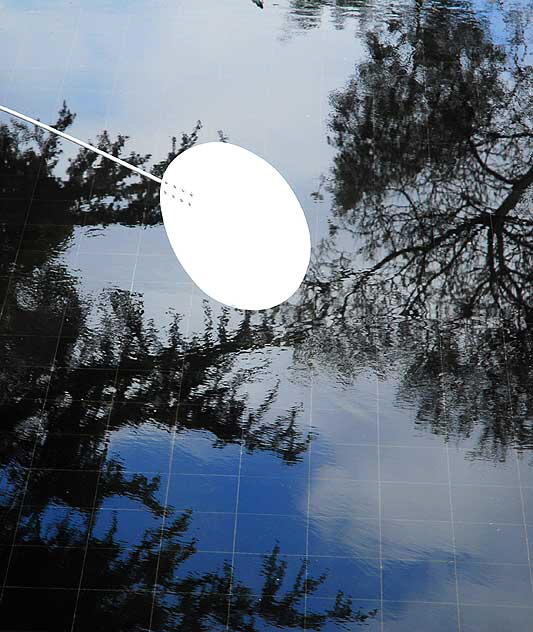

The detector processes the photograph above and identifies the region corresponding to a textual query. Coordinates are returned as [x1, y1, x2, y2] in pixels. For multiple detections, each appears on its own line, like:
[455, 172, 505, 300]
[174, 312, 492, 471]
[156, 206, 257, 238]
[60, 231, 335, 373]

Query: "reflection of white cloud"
[0, 0, 363, 244]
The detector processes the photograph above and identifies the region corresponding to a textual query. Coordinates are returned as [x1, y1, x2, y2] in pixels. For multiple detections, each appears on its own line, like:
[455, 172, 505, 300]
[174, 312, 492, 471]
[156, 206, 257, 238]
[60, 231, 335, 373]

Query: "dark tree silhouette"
[300, 0, 533, 322]
[280, 0, 533, 461]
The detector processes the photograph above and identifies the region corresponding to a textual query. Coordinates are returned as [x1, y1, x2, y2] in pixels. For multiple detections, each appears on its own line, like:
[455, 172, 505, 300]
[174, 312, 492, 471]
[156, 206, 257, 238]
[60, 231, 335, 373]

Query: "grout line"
[4, 504, 532, 526]
[3, 541, 533, 568]
[146, 284, 195, 632]
[0, 7, 84, 605]
[223, 378, 247, 629]
[302, 344, 314, 629]
[376, 359, 384, 628]
[4, 584, 533, 612]
[303, 63, 323, 623]
[419, 24, 462, 627]
[69, 12, 139, 631]
[369, 73, 385, 632]
[438, 321, 463, 630]
[5, 505, 533, 528]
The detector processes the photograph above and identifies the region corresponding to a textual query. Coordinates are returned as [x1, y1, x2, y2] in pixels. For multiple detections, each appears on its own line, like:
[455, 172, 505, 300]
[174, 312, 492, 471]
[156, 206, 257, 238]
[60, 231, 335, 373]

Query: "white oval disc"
[160, 142, 311, 311]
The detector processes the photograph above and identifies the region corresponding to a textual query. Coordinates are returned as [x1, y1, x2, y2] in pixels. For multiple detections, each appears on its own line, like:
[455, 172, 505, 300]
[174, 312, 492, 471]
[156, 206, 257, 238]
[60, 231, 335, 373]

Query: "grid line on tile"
[437, 319, 463, 631]
[302, 347, 314, 629]
[223, 386, 247, 629]
[0, 6, 84, 607]
[421, 25, 462, 627]
[68, 11, 149, 631]
[144, 296, 195, 626]
[303, 62, 324, 626]
[491, 258, 533, 596]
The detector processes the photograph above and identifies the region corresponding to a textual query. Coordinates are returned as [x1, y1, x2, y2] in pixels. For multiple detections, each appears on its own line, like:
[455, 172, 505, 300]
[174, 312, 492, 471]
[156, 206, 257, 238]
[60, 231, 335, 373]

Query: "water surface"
[0, 0, 532, 630]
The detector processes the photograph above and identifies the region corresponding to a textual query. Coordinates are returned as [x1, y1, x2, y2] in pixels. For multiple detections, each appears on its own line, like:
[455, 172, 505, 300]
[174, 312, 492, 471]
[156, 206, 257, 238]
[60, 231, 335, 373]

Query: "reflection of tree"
[1, 501, 376, 630]
[283, 0, 373, 32]
[291, 303, 533, 462]
[284, 1, 533, 462]
[0, 109, 375, 629]
[304, 0, 532, 322]
[0, 104, 309, 462]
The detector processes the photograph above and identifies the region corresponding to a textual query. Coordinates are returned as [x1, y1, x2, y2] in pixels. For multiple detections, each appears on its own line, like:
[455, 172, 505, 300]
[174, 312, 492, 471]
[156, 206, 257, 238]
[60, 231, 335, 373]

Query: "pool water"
[0, 0, 532, 630]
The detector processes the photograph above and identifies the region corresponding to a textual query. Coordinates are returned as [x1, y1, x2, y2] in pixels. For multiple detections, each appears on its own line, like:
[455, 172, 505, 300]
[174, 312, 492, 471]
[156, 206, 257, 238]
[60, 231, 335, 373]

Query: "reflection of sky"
[2, 0, 533, 628]
[0, 0, 362, 244]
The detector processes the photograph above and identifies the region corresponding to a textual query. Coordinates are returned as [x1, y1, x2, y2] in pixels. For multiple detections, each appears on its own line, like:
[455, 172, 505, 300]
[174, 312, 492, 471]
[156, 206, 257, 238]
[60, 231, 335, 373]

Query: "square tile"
[172, 431, 241, 476]
[77, 224, 140, 256]
[26, 199, 78, 225]
[457, 562, 533, 606]
[42, 400, 112, 430]
[381, 482, 451, 522]
[49, 368, 117, 402]
[133, 255, 190, 285]
[99, 473, 168, 510]
[0, 587, 78, 631]
[381, 446, 448, 484]
[311, 443, 379, 481]
[238, 476, 307, 515]
[5, 545, 85, 588]
[114, 369, 180, 403]
[0, 430, 37, 467]
[235, 514, 306, 555]
[137, 224, 173, 257]
[91, 508, 162, 548]
[309, 557, 381, 600]
[82, 545, 159, 590]
[383, 602, 458, 632]
[310, 408, 378, 446]
[166, 474, 237, 513]
[25, 469, 99, 509]
[381, 519, 454, 562]
[308, 516, 380, 558]
[184, 511, 235, 552]
[155, 590, 229, 631]
[16, 504, 90, 547]
[310, 479, 379, 519]
[107, 401, 177, 432]
[449, 448, 519, 486]
[19, 224, 79, 253]
[454, 523, 529, 565]
[67, 252, 136, 285]
[0, 334, 59, 367]
[305, 597, 381, 630]
[460, 604, 533, 631]
[164, 550, 233, 588]
[383, 560, 457, 603]
[104, 424, 173, 474]
[32, 433, 106, 471]
[73, 589, 154, 631]
[0, 367, 51, 402]
[240, 442, 309, 478]
[451, 484, 523, 525]
[232, 551, 306, 596]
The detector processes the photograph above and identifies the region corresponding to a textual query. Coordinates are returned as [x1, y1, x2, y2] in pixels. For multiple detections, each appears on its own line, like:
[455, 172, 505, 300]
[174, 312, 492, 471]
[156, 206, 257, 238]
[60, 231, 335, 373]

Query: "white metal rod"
[0, 104, 162, 184]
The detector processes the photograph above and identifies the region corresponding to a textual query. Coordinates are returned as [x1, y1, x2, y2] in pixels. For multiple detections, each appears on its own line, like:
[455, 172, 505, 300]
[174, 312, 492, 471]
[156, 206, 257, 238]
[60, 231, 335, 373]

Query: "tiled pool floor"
[1, 0, 532, 630]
